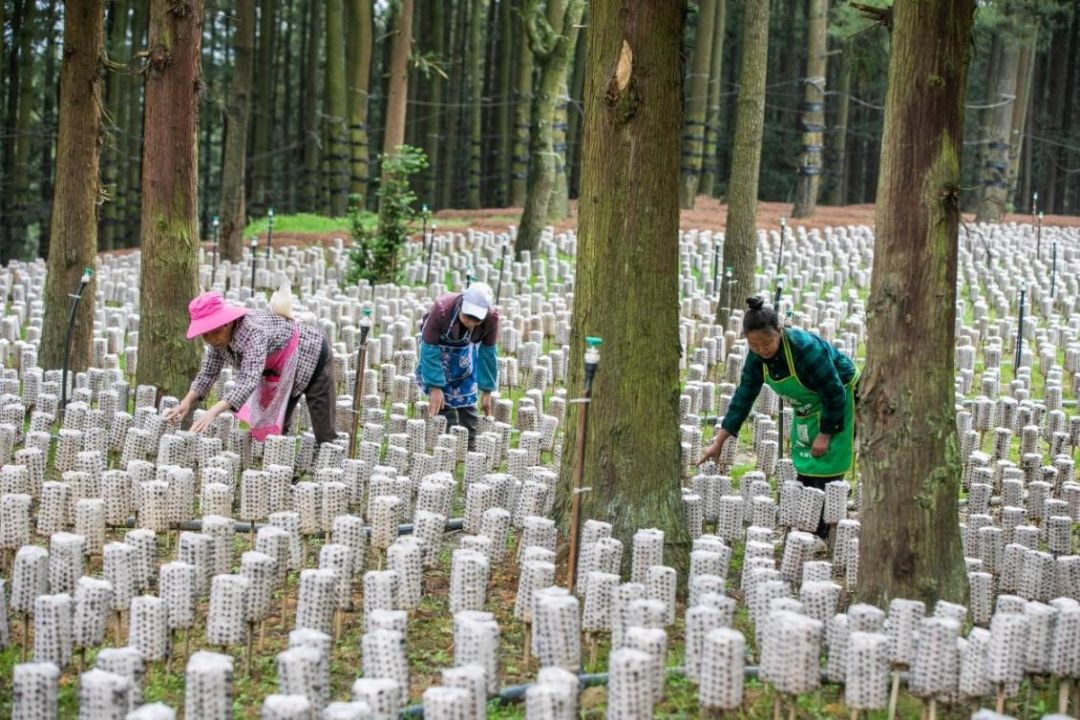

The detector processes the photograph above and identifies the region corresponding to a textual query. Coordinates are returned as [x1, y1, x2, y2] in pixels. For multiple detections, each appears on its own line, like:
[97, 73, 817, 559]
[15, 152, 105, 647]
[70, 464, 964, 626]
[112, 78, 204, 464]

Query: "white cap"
[461, 282, 494, 321]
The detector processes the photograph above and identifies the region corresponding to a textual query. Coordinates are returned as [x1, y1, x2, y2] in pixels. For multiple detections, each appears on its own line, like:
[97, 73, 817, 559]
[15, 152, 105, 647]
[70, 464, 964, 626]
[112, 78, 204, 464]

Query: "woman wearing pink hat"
[162, 291, 336, 444]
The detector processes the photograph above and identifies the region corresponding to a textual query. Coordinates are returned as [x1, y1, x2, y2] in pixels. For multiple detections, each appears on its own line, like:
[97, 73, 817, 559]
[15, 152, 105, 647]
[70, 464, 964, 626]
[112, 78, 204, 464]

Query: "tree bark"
[466, 0, 485, 208]
[565, 9, 586, 199]
[38, 0, 60, 255]
[824, 41, 850, 206]
[137, 0, 204, 399]
[300, 0, 320, 212]
[974, 37, 1019, 223]
[494, 0, 514, 206]
[509, 7, 534, 207]
[718, 0, 769, 326]
[514, 0, 584, 256]
[1043, 19, 1070, 214]
[382, 0, 413, 156]
[324, 0, 349, 216]
[218, 0, 254, 263]
[699, 0, 726, 198]
[40, 0, 105, 371]
[250, 0, 277, 216]
[101, 0, 129, 252]
[857, 0, 973, 608]
[791, 0, 827, 218]
[557, 0, 690, 565]
[1007, 27, 1036, 212]
[678, 0, 716, 209]
[346, 0, 373, 206]
[4, 0, 37, 263]
[123, 0, 148, 248]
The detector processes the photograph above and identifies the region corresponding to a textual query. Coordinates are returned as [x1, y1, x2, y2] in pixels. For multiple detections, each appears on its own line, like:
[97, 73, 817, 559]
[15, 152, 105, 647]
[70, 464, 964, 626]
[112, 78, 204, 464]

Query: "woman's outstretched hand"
[697, 428, 732, 465]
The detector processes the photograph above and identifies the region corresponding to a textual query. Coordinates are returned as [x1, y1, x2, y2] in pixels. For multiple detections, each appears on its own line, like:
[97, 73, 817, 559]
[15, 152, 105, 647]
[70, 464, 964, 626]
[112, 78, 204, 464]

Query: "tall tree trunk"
[509, 14, 533, 207]
[423, 0, 445, 205]
[718, 0, 769, 326]
[824, 41, 849, 206]
[699, 0, 726, 198]
[514, 0, 584, 256]
[382, 0, 413, 155]
[440, 0, 469, 209]
[346, 0, 373, 206]
[791, 0, 827, 218]
[218, 0, 254, 263]
[300, 0, 320, 212]
[1007, 28, 1036, 212]
[38, 0, 60, 257]
[4, 0, 36, 262]
[465, 0, 485, 208]
[41, 0, 105, 371]
[250, 0, 277, 216]
[137, 0, 204, 398]
[974, 37, 1019, 223]
[2, 0, 25, 260]
[857, 0, 973, 607]
[557, 0, 689, 563]
[494, 0, 514, 206]
[123, 0, 148, 248]
[679, 0, 716, 209]
[324, 0, 349, 216]
[101, 0, 129, 252]
[200, 3, 218, 239]
[1043, 19, 1070, 214]
[565, 8, 586, 199]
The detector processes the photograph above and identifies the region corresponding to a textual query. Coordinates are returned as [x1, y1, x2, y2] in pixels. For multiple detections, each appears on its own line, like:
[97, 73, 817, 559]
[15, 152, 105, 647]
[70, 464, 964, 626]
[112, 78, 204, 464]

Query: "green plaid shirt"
[721, 327, 857, 437]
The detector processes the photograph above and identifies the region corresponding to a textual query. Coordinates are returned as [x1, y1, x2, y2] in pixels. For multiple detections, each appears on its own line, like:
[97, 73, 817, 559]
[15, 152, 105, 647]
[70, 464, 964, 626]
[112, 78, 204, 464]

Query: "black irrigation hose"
[121, 516, 466, 538]
[399, 667, 913, 717]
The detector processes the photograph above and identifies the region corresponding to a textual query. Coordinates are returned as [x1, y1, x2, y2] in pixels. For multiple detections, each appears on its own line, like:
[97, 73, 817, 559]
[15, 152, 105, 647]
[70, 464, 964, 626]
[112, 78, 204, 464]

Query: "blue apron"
[415, 303, 478, 409]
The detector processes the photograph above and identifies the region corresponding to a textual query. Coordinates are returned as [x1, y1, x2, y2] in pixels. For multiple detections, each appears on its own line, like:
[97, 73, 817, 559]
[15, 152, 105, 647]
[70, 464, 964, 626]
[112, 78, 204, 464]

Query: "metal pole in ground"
[349, 310, 373, 458]
[567, 336, 602, 595]
[1015, 281, 1026, 373]
[250, 236, 258, 294]
[265, 208, 274, 260]
[61, 268, 94, 423]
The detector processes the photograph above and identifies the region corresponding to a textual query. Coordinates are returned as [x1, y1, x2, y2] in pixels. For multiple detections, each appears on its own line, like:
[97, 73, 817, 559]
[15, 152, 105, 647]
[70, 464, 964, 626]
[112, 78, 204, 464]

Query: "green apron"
[764, 332, 859, 478]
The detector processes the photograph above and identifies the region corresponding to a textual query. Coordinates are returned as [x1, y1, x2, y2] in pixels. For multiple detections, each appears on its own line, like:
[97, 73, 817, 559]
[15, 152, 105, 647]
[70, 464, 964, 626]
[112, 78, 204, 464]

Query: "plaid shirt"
[190, 310, 326, 410]
[722, 327, 857, 437]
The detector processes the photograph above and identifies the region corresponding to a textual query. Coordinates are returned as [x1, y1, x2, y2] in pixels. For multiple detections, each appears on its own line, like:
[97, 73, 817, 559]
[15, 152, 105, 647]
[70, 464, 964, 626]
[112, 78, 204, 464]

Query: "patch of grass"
[243, 213, 375, 238]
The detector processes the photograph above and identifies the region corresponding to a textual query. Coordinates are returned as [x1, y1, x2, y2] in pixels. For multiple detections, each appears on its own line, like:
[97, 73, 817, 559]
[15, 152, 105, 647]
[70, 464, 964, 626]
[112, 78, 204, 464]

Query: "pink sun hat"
[186, 291, 248, 339]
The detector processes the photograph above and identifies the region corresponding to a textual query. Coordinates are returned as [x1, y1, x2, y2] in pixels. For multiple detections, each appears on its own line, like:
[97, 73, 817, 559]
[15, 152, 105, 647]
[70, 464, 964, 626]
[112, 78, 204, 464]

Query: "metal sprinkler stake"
[1014, 280, 1026, 374]
[348, 309, 373, 459]
[496, 239, 509, 305]
[420, 204, 429, 265]
[211, 215, 220, 274]
[724, 266, 736, 324]
[567, 337, 602, 595]
[1051, 237, 1057, 298]
[773, 276, 785, 458]
[265, 208, 274, 260]
[61, 268, 94, 423]
[425, 223, 437, 286]
[466, 269, 474, 289]
[712, 236, 721, 294]
[250, 236, 258, 293]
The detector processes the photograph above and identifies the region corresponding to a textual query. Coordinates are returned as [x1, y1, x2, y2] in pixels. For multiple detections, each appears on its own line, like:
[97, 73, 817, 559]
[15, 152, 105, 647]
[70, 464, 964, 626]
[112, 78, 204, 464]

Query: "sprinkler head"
[584, 337, 602, 367]
[250, 236, 258, 249]
[80, 268, 93, 286]
[360, 308, 373, 328]
[268, 208, 274, 220]
[212, 216, 219, 228]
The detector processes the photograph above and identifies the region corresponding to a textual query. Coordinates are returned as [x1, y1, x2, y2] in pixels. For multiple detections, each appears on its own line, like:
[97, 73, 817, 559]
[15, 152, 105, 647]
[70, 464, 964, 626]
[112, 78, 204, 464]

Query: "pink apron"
[237, 326, 301, 441]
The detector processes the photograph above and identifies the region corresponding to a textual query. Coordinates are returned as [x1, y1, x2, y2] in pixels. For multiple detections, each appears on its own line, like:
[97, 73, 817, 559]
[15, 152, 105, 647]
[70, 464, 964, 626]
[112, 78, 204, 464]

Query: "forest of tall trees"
[0, 0, 1077, 261]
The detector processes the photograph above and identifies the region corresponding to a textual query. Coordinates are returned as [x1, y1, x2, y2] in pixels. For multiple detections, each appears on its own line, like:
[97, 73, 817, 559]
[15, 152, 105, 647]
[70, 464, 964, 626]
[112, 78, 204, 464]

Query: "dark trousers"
[798, 473, 844, 539]
[284, 341, 337, 446]
[440, 404, 478, 450]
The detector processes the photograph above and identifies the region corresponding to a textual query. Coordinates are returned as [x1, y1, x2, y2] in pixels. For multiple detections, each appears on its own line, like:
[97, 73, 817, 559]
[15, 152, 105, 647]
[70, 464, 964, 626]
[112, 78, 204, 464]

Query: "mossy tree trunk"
[699, 0, 726, 198]
[324, 0, 349, 216]
[40, 0, 105, 372]
[494, 0, 514, 206]
[556, 0, 690, 566]
[509, 13, 533, 207]
[137, 0, 204, 399]
[3, 0, 36, 263]
[790, 0, 827, 218]
[718, 0, 769, 327]
[856, 0, 973, 608]
[678, 0, 716, 209]
[346, 0, 372, 206]
[565, 9, 586, 199]
[514, 0, 583, 257]
[1006, 27, 1036, 211]
[218, 0, 254, 263]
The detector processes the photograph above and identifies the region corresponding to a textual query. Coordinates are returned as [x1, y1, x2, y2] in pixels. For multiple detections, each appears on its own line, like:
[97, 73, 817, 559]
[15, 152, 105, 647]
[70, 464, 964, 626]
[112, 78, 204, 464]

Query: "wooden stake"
[849, 710, 858, 720]
[246, 622, 254, 676]
[113, 610, 123, 646]
[996, 685, 1006, 714]
[21, 612, 29, 662]
[183, 627, 191, 663]
[887, 669, 901, 720]
[523, 623, 531, 666]
[928, 698, 937, 720]
[587, 633, 598, 672]
[334, 608, 344, 642]
[787, 699, 796, 720]
[1057, 681, 1069, 717]
[772, 693, 781, 720]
